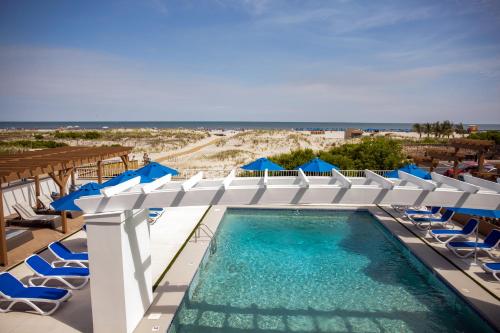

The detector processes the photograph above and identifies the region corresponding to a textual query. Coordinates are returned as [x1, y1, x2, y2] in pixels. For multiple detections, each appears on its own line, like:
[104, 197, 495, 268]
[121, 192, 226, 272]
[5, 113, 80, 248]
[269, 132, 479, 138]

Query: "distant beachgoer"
[143, 152, 151, 165]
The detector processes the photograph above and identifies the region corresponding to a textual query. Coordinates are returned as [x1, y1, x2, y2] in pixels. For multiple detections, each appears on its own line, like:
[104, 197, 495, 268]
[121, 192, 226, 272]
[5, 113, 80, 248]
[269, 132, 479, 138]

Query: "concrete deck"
[0, 206, 209, 333]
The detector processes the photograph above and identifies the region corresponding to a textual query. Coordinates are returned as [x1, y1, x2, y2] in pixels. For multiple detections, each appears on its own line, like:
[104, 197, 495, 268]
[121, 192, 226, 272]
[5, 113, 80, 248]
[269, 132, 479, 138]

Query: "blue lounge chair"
[25, 255, 90, 290]
[0, 272, 71, 315]
[48, 241, 88, 267]
[447, 229, 500, 259]
[430, 219, 478, 244]
[408, 210, 454, 230]
[405, 206, 441, 217]
[482, 262, 500, 281]
[148, 208, 165, 224]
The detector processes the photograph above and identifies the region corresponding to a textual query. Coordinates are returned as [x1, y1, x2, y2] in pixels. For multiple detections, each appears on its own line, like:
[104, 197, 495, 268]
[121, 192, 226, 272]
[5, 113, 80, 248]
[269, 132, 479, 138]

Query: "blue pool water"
[169, 209, 494, 333]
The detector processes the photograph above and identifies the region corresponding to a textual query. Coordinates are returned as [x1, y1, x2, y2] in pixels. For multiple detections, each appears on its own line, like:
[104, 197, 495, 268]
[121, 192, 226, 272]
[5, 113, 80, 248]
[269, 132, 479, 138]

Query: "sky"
[0, 0, 500, 123]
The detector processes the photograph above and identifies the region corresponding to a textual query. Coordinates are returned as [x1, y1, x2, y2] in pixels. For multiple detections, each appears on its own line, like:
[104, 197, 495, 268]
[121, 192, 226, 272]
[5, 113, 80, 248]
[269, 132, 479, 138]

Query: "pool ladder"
[194, 224, 217, 254]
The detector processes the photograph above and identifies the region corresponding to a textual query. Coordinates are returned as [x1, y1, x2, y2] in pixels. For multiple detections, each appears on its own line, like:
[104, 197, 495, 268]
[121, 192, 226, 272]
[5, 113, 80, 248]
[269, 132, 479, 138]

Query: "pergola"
[411, 138, 496, 177]
[0, 146, 133, 266]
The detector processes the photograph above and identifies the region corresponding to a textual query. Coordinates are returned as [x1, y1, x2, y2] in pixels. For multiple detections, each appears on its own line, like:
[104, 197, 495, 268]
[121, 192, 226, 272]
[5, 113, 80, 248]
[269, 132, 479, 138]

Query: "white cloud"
[0, 46, 499, 123]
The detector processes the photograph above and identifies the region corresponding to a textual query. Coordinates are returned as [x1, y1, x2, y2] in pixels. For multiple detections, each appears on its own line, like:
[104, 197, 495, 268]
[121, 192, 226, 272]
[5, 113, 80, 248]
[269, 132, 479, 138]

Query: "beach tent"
[385, 164, 431, 180]
[296, 157, 339, 173]
[135, 162, 178, 179]
[103, 170, 153, 187]
[51, 182, 104, 211]
[446, 207, 500, 219]
[241, 158, 285, 171]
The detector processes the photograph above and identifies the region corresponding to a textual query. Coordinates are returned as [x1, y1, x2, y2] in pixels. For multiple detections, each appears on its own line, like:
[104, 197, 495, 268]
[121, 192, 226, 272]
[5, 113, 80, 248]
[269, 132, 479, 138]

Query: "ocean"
[1, 121, 499, 131]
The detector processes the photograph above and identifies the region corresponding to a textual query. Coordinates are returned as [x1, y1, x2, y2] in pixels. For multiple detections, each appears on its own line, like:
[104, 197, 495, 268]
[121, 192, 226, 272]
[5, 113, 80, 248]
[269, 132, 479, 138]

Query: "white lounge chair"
[0, 272, 72, 315]
[430, 219, 478, 244]
[408, 210, 454, 231]
[25, 255, 90, 290]
[482, 262, 500, 281]
[37, 194, 54, 211]
[446, 230, 500, 259]
[11, 203, 61, 228]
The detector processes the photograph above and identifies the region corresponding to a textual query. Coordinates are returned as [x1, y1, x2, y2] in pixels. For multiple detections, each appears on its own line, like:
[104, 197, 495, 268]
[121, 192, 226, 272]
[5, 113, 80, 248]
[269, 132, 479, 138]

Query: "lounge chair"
[48, 242, 88, 267]
[0, 272, 71, 315]
[25, 255, 90, 290]
[405, 206, 441, 217]
[430, 219, 478, 244]
[408, 209, 454, 230]
[482, 262, 500, 281]
[148, 208, 164, 224]
[447, 229, 500, 259]
[11, 203, 61, 228]
[37, 194, 54, 211]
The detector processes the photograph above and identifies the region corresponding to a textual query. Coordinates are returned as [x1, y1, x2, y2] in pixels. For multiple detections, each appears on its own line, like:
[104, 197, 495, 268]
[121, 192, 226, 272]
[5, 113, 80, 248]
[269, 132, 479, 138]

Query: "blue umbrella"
[102, 170, 153, 187]
[446, 207, 500, 219]
[385, 164, 431, 180]
[51, 182, 104, 211]
[241, 158, 285, 171]
[135, 162, 178, 179]
[296, 157, 339, 173]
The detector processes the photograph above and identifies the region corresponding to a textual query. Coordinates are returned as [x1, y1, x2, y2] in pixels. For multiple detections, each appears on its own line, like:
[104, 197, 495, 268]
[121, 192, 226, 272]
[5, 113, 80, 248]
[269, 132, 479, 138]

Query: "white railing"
[171, 169, 392, 180]
[76, 160, 139, 180]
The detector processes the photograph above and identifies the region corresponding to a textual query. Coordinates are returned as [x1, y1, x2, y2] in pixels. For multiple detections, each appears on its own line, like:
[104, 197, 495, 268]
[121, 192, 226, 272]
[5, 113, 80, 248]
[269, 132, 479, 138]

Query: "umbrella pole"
[471, 221, 479, 266]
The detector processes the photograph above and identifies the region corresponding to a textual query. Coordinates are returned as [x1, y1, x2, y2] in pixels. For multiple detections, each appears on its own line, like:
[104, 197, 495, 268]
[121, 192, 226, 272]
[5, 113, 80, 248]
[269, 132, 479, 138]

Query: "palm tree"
[412, 123, 423, 139]
[454, 123, 465, 137]
[423, 123, 432, 138]
[432, 121, 442, 138]
[441, 120, 454, 138]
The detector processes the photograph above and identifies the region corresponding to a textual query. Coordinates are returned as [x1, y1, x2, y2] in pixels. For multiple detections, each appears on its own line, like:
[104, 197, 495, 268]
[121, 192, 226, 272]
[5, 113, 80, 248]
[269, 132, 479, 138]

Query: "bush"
[469, 131, 500, 144]
[269, 138, 408, 170]
[53, 131, 102, 140]
[269, 148, 315, 170]
[0, 140, 68, 149]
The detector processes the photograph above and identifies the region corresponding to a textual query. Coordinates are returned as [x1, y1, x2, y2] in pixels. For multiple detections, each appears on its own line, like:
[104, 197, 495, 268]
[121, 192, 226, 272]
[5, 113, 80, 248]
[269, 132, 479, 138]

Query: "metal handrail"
[194, 224, 217, 254]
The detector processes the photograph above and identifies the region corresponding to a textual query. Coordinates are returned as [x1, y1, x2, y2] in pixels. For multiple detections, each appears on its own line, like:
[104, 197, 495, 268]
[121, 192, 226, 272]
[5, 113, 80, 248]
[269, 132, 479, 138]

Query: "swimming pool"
[168, 208, 494, 332]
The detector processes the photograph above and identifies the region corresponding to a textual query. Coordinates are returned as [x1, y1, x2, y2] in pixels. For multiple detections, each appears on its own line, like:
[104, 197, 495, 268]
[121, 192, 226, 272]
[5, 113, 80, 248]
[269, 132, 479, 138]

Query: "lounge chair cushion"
[49, 242, 88, 261]
[448, 241, 493, 249]
[0, 273, 69, 300]
[26, 255, 89, 277]
[431, 229, 464, 235]
[484, 262, 500, 271]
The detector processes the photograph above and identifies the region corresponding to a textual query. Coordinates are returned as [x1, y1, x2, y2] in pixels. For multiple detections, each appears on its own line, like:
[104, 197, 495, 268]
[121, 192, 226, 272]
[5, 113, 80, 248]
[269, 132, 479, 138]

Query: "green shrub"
[469, 131, 500, 144]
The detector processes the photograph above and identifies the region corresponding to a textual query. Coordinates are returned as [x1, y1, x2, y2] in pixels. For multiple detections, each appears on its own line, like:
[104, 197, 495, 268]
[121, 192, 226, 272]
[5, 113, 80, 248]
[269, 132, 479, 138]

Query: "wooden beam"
[34, 175, 41, 209]
[463, 174, 500, 193]
[120, 155, 130, 171]
[61, 211, 68, 234]
[97, 160, 103, 184]
[0, 188, 7, 266]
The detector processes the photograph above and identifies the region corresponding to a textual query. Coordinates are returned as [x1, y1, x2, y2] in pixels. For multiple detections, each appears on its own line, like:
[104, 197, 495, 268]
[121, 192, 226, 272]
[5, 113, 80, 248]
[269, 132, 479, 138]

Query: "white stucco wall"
[2, 177, 67, 217]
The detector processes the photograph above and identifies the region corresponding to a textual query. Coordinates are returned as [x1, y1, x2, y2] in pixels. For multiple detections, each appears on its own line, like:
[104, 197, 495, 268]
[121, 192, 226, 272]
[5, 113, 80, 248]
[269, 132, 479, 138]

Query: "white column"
[85, 209, 152, 333]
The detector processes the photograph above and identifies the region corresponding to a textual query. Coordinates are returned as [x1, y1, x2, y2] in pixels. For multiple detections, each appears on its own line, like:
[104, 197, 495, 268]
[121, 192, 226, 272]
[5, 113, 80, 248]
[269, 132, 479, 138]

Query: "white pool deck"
[0, 206, 209, 333]
[0, 204, 499, 332]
